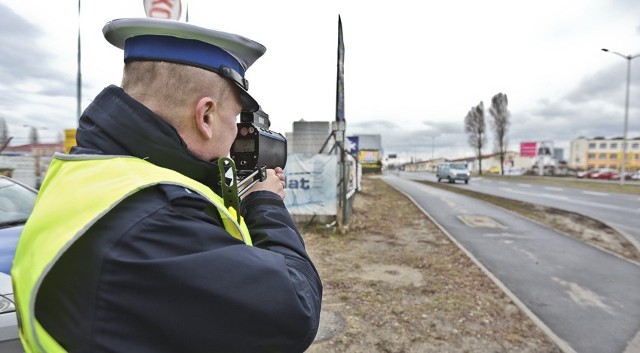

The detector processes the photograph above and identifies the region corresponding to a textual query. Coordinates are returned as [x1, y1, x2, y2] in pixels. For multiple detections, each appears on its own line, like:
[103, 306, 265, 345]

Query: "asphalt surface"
[404, 172, 640, 251]
[382, 174, 640, 353]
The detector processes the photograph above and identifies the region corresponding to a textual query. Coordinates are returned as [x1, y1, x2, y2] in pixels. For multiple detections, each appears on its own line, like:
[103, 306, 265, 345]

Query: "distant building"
[403, 151, 534, 175]
[403, 157, 446, 172]
[0, 142, 64, 188]
[450, 151, 534, 174]
[286, 120, 332, 154]
[3, 143, 63, 157]
[569, 136, 640, 171]
[553, 148, 564, 162]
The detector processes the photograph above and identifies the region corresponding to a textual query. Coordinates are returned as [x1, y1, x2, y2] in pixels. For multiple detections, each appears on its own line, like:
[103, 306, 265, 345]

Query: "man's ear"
[195, 96, 216, 140]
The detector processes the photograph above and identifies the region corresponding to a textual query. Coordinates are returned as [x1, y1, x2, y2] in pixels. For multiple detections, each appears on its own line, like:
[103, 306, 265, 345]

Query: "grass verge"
[414, 178, 640, 263]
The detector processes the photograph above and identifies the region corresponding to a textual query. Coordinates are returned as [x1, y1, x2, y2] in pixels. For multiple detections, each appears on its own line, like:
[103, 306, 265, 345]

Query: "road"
[382, 174, 640, 353]
[403, 172, 640, 251]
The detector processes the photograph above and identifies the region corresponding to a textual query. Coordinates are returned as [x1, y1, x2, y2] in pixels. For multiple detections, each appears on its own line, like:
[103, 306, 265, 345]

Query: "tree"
[464, 101, 486, 175]
[489, 93, 510, 175]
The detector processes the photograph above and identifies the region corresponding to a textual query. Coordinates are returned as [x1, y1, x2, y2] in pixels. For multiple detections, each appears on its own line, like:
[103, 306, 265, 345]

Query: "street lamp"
[601, 48, 640, 186]
[431, 136, 435, 161]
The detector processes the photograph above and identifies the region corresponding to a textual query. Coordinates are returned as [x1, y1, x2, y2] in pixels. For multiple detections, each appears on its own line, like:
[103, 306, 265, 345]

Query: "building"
[451, 151, 534, 175]
[569, 136, 640, 172]
[0, 142, 65, 188]
[285, 120, 332, 154]
[402, 157, 446, 172]
[402, 151, 534, 175]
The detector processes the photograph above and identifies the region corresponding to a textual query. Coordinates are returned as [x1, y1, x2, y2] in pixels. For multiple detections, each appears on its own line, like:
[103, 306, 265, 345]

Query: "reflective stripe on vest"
[11, 154, 251, 353]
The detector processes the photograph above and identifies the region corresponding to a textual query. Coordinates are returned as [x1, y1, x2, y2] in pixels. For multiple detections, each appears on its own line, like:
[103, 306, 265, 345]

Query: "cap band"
[124, 35, 245, 77]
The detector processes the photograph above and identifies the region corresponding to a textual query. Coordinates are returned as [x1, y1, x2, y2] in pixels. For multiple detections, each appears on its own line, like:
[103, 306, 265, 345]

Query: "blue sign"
[347, 136, 359, 155]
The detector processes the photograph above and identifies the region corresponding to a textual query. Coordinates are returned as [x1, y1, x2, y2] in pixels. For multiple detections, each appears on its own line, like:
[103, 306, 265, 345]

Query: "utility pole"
[601, 48, 640, 186]
[76, 0, 82, 120]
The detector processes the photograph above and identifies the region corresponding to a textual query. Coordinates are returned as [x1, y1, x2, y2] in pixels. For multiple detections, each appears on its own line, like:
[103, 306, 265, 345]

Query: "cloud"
[0, 4, 76, 141]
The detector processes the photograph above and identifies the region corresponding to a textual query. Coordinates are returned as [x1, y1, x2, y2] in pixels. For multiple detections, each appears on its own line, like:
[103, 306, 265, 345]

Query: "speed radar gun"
[218, 108, 287, 218]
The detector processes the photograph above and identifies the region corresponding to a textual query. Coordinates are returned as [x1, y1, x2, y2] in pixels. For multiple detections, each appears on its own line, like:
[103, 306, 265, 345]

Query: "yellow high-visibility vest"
[12, 154, 251, 353]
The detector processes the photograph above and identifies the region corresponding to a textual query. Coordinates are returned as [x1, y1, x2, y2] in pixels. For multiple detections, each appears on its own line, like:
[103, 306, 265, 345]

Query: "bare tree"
[489, 93, 510, 175]
[464, 101, 486, 175]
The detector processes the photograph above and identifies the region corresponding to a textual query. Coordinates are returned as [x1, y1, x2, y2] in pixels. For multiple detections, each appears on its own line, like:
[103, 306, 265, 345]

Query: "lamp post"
[431, 136, 435, 160]
[430, 136, 436, 172]
[601, 48, 640, 186]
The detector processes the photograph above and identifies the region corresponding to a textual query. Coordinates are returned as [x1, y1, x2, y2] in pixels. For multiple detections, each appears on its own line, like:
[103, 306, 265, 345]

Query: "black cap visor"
[218, 66, 259, 112]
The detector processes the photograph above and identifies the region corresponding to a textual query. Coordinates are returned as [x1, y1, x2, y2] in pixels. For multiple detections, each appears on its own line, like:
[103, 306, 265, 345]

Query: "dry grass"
[304, 176, 562, 353]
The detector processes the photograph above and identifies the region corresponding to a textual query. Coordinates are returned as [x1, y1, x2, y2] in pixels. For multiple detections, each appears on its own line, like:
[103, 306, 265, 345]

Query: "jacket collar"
[73, 85, 223, 191]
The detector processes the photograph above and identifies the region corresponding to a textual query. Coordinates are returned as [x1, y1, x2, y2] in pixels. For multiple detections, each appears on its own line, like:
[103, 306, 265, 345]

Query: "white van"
[436, 162, 470, 184]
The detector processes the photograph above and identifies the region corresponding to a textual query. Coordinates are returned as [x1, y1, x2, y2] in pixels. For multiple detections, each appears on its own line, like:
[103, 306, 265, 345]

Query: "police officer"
[12, 18, 322, 353]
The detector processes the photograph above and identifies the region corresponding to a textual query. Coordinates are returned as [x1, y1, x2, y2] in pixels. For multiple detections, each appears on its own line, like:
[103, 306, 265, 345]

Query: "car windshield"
[0, 178, 37, 226]
[450, 163, 466, 170]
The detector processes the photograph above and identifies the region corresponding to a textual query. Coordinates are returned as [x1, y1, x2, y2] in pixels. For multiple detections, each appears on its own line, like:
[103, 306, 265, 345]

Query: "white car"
[436, 162, 470, 184]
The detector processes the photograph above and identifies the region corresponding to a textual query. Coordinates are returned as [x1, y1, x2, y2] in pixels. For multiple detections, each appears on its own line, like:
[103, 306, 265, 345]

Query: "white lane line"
[544, 186, 564, 192]
[499, 187, 569, 200]
[517, 183, 532, 188]
[582, 191, 610, 197]
[542, 193, 569, 200]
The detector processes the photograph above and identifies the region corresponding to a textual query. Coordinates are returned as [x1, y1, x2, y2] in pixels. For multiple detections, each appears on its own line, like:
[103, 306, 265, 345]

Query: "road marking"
[582, 190, 610, 197]
[499, 187, 569, 200]
[552, 277, 615, 315]
[483, 232, 531, 239]
[517, 183, 532, 188]
[544, 186, 563, 191]
[458, 215, 507, 229]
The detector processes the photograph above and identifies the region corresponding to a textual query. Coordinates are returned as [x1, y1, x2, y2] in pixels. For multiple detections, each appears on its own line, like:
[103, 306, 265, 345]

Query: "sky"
[1, 0, 640, 162]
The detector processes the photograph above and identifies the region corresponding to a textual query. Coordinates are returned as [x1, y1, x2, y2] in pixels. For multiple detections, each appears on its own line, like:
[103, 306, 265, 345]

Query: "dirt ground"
[303, 176, 566, 353]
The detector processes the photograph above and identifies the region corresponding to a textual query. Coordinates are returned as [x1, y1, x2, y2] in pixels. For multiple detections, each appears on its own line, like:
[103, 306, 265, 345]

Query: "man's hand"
[245, 167, 286, 199]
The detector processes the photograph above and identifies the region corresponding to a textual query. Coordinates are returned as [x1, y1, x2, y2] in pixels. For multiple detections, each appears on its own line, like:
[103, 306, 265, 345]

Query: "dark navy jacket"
[36, 86, 322, 353]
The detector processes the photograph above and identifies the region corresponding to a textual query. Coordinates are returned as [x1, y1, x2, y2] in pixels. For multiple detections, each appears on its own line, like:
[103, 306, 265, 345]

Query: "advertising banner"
[520, 141, 554, 157]
[359, 150, 380, 164]
[520, 142, 538, 157]
[284, 154, 338, 216]
[537, 141, 553, 156]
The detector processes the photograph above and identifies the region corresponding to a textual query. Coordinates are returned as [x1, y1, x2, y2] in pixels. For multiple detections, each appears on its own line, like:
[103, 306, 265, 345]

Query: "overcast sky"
[1, 0, 639, 161]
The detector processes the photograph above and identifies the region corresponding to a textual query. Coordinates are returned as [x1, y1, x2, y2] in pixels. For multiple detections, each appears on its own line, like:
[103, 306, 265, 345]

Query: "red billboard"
[520, 142, 537, 157]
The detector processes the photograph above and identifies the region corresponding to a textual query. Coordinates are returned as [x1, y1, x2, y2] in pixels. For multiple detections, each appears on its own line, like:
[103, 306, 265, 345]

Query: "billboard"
[359, 150, 380, 164]
[520, 142, 537, 157]
[520, 141, 554, 157]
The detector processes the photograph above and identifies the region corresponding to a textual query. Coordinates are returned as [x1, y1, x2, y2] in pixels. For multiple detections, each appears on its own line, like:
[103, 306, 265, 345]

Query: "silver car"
[436, 162, 470, 184]
[0, 176, 38, 352]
